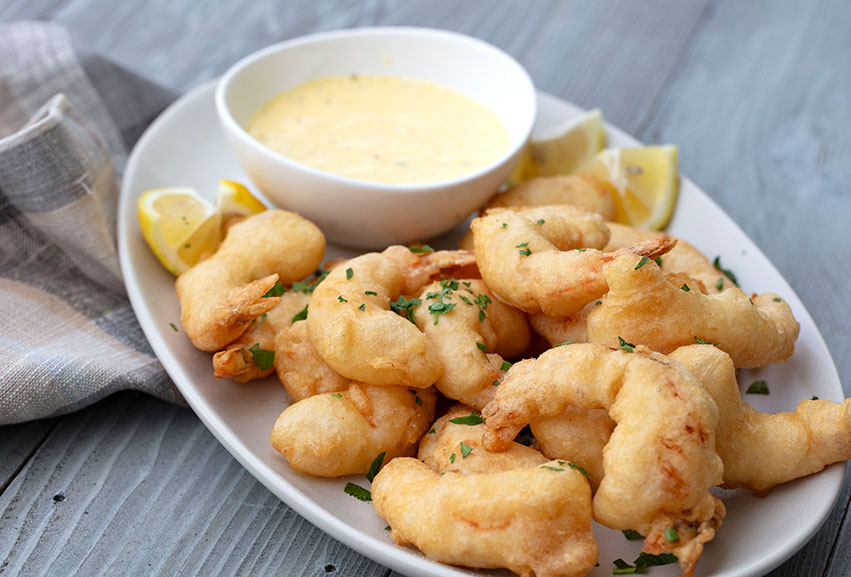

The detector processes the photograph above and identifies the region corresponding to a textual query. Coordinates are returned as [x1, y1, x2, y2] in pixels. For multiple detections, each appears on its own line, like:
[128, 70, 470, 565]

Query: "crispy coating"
[671, 345, 851, 493]
[372, 457, 597, 577]
[529, 302, 594, 347]
[307, 252, 444, 388]
[412, 279, 531, 410]
[273, 319, 348, 401]
[271, 383, 436, 477]
[604, 222, 724, 293]
[177, 210, 325, 351]
[472, 206, 675, 317]
[588, 254, 800, 368]
[380, 245, 479, 293]
[482, 343, 724, 577]
[531, 407, 614, 491]
[212, 291, 311, 382]
[419, 404, 547, 474]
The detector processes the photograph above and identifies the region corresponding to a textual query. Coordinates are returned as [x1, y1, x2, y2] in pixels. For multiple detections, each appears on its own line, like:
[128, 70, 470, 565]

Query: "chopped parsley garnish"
[254, 312, 268, 325]
[346, 267, 354, 280]
[476, 342, 488, 353]
[427, 291, 456, 325]
[415, 395, 422, 405]
[574, 248, 588, 252]
[428, 428, 436, 434]
[264, 280, 286, 298]
[622, 529, 643, 540]
[292, 304, 308, 323]
[169, 322, 178, 332]
[331, 393, 342, 398]
[337, 295, 348, 302]
[665, 528, 679, 542]
[518, 247, 532, 256]
[716, 278, 724, 291]
[613, 559, 636, 574]
[344, 482, 371, 502]
[492, 380, 500, 387]
[618, 336, 635, 353]
[540, 465, 564, 472]
[595, 300, 602, 306]
[746, 380, 770, 395]
[535, 219, 545, 225]
[248, 344, 275, 370]
[554, 340, 573, 347]
[459, 295, 473, 305]
[449, 453, 456, 464]
[694, 337, 719, 346]
[441, 279, 459, 290]
[479, 309, 486, 322]
[501, 223, 508, 229]
[390, 295, 422, 323]
[384, 525, 391, 531]
[681, 283, 690, 292]
[773, 297, 782, 302]
[359, 303, 365, 311]
[449, 412, 486, 426]
[460, 442, 473, 458]
[812, 396, 819, 401]
[634, 256, 650, 270]
[408, 244, 434, 253]
[567, 462, 591, 478]
[713, 256, 739, 286]
[366, 451, 386, 483]
[635, 552, 678, 571]
[500, 361, 512, 372]
[653, 256, 662, 266]
[365, 290, 378, 296]
[517, 241, 529, 248]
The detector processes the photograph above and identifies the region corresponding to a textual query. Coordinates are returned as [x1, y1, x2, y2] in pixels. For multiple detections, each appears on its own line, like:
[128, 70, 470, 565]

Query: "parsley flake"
[518, 247, 532, 256]
[248, 344, 275, 370]
[554, 340, 573, 347]
[773, 297, 782, 302]
[292, 304, 308, 323]
[428, 428, 436, 434]
[169, 322, 178, 332]
[264, 281, 286, 298]
[384, 525, 391, 531]
[346, 267, 354, 280]
[618, 336, 635, 353]
[713, 256, 739, 286]
[415, 395, 422, 405]
[595, 300, 602, 306]
[613, 559, 636, 574]
[694, 337, 719, 346]
[459, 295, 473, 305]
[665, 528, 679, 542]
[492, 380, 500, 387]
[501, 223, 508, 229]
[634, 552, 678, 571]
[812, 395, 819, 401]
[331, 393, 342, 398]
[344, 482, 371, 502]
[716, 278, 725, 291]
[746, 380, 770, 395]
[653, 256, 662, 266]
[409, 244, 434, 253]
[622, 529, 643, 541]
[440, 279, 459, 290]
[634, 256, 650, 270]
[449, 453, 456, 464]
[337, 295, 348, 302]
[390, 295, 422, 323]
[460, 442, 473, 458]
[476, 342, 488, 353]
[366, 451, 386, 483]
[479, 309, 486, 322]
[567, 462, 591, 478]
[535, 219, 545, 225]
[449, 412, 485, 426]
[681, 283, 691, 292]
[365, 290, 378, 296]
[500, 361, 512, 372]
[540, 465, 564, 472]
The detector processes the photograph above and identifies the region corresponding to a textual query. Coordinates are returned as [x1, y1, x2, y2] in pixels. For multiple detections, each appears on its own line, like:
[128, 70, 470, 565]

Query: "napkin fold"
[0, 21, 184, 424]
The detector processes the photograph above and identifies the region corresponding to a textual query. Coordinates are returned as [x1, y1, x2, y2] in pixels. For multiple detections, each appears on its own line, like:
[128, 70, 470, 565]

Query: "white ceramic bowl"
[216, 27, 536, 249]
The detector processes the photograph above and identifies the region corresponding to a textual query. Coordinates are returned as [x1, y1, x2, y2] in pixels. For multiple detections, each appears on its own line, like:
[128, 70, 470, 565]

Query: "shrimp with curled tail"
[177, 210, 325, 352]
[482, 343, 724, 577]
[471, 206, 676, 317]
[307, 247, 476, 388]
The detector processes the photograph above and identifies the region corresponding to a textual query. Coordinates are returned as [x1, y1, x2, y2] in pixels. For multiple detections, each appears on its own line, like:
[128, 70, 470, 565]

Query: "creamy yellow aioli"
[247, 75, 510, 185]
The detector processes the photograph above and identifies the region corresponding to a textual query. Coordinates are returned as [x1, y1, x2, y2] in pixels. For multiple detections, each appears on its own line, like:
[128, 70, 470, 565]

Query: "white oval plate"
[118, 79, 843, 577]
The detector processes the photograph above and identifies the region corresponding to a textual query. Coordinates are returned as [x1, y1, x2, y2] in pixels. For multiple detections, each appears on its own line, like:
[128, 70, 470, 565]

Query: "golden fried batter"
[271, 384, 435, 477]
[372, 457, 597, 577]
[273, 319, 348, 401]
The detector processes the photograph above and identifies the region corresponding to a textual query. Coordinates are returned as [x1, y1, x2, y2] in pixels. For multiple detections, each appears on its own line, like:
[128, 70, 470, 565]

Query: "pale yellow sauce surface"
[247, 75, 510, 185]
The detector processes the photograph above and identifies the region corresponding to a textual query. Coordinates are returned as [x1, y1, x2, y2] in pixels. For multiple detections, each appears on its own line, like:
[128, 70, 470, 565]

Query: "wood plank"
[0, 0, 71, 20]
[0, 392, 386, 576]
[0, 419, 57, 493]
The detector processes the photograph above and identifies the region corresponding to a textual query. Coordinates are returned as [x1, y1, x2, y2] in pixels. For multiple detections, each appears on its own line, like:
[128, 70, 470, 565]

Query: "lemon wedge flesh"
[578, 145, 679, 230]
[138, 187, 221, 276]
[215, 179, 266, 218]
[510, 108, 606, 183]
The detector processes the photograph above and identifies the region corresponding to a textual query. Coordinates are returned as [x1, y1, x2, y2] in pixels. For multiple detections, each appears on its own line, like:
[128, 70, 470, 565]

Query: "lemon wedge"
[138, 187, 221, 275]
[215, 179, 266, 218]
[510, 108, 606, 183]
[577, 145, 679, 230]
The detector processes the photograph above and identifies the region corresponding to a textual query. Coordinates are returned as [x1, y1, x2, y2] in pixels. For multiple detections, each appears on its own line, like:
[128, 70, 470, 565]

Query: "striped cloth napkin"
[0, 21, 184, 424]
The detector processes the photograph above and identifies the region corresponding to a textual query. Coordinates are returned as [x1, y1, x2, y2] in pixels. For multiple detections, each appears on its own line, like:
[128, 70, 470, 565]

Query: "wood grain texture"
[1, 1, 850, 576]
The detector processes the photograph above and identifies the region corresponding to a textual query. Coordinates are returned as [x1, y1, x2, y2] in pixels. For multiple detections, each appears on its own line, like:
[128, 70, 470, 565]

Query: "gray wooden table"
[2, 1, 850, 575]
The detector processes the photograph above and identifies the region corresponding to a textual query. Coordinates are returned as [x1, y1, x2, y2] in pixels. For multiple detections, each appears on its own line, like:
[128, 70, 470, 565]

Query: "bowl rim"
[214, 26, 537, 194]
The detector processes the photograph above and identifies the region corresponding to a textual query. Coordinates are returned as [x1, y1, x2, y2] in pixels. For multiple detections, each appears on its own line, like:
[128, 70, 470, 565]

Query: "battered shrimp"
[212, 291, 311, 382]
[177, 210, 325, 351]
[271, 383, 436, 477]
[372, 458, 598, 577]
[418, 404, 547, 474]
[308, 248, 475, 388]
[412, 279, 530, 409]
[273, 318, 348, 401]
[471, 206, 675, 317]
[588, 254, 799, 368]
[482, 343, 724, 577]
[605, 222, 726, 293]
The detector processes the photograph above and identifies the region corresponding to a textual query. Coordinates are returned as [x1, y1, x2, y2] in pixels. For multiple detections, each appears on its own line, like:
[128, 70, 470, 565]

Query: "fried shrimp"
[176, 210, 325, 352]
[588, 254, 800, 368]
[488, 175, 616, 219]
[418, 404, 547, 474]
[411, 279, 530, 409]
[273, 319, 348, 401]
[482, 343, 724, 577]
[212, 291, 311, 382]
[271, 384, 436, 477]
[372, 458, 597, 577]
[670, 345, 851, 493]
[605, 222, 725, 293]
[308, 248, 476, 388]
[471, 206, 675, 317]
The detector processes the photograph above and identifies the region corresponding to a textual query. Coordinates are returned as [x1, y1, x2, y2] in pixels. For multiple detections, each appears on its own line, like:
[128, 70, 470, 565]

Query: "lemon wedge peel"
[215, 179, 266, 218]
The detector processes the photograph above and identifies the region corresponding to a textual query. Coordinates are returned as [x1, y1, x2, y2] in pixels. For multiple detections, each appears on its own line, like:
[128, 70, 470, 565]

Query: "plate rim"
[118, 78, 845, 577]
